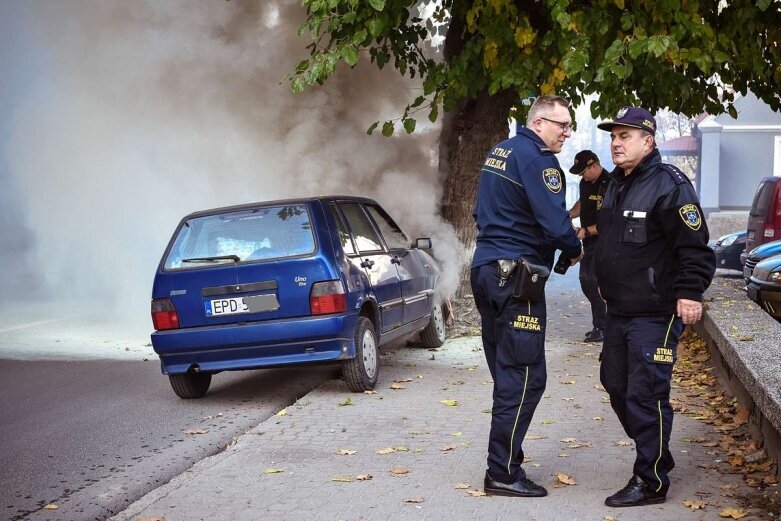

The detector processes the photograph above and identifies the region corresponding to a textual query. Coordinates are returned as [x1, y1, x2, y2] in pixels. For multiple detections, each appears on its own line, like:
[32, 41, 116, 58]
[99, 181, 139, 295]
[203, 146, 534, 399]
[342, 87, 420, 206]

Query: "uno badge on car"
[679, 204, 702, 231]
[542, 168, 562, 193]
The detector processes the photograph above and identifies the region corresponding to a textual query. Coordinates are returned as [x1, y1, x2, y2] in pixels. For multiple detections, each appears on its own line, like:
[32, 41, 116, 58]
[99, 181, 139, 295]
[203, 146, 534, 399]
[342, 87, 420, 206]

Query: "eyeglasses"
[539, 117, 573, 132]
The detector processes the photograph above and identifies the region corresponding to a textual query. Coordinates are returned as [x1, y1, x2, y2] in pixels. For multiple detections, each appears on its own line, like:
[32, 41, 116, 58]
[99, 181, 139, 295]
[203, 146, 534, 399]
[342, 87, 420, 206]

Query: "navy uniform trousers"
[471, 263, 547, 484]
[600, 312, 684, 493]
[579, 239, 606, 330]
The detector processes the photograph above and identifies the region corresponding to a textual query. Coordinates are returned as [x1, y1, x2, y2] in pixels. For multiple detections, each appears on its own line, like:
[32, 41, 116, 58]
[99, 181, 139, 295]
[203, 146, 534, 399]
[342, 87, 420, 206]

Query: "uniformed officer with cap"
[472, 95, 583, 497]
[594, 106, 716, 507]
[568, 150, 610, 342]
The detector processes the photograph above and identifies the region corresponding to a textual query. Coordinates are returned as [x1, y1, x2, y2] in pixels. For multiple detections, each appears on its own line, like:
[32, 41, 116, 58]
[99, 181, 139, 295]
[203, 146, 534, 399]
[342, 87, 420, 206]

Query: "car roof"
[180, 195, 379, 220]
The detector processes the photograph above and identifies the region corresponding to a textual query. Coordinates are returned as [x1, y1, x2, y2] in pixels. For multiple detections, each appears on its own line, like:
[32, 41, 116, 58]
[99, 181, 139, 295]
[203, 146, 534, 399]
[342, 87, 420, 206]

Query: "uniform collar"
[518, 126, 552, 153]
[610, 148, 661, 181]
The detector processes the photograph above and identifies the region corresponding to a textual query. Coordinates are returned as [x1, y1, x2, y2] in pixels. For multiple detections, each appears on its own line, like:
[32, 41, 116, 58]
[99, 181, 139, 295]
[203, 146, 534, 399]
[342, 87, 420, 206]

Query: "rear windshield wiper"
[181, 255, 240, 263]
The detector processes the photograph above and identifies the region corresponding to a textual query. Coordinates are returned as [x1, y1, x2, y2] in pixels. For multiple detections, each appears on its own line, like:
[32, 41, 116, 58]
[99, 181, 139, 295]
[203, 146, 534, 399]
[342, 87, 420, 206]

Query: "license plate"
[744, 266, 753, 279]
[205, 294, 279, 316]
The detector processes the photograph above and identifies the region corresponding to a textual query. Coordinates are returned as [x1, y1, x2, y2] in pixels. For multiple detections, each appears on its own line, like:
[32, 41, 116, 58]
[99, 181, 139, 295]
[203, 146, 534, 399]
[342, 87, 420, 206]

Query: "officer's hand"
[576, 228, 586, 240]
[677, 298, 703, 325]
[570, 246, 584, 266]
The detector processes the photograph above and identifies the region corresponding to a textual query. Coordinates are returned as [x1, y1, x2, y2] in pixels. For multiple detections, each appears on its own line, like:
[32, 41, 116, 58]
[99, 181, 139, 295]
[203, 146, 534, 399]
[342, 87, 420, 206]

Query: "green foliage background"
[289, 0, 781, 132]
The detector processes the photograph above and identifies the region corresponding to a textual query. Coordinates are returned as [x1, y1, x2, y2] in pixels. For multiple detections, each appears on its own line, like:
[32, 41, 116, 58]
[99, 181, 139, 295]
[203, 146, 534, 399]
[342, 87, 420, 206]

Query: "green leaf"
[403, 118, 416, 134]
[353, 29, 368, 46]
[628, 38, 646, 60]
[342, 11, 356, 24]
[368, 0, 385, 10]
[342, 45, 359, 66]
[428, 104, 438, 123]
[381, 121, 394, 136]
[367, 17, 385, 37]
[647, 36, 670, 57]
[367, 121, 379, 135]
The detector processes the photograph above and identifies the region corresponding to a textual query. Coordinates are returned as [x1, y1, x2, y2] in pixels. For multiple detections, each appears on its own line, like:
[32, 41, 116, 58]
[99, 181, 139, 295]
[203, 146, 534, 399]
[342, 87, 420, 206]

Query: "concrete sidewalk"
[110, 279, 759, 520]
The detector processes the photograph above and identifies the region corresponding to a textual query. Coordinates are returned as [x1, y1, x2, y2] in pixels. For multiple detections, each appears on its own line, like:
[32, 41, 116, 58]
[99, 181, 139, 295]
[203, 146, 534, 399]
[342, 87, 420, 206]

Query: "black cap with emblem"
[569, 150, 599, 175]
[597, 106, 656, 136]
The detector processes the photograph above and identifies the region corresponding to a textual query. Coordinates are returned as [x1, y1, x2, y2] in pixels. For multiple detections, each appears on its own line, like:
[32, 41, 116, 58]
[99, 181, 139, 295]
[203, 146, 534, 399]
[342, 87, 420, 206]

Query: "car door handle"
[391, 255, 401, 264]
[361, 259, 375, 268]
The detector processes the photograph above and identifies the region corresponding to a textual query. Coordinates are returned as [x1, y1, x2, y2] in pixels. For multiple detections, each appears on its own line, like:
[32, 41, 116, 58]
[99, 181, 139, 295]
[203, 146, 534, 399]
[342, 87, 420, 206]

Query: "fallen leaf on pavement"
[183, 428, 209, 435]
[276, 408, 287, 416]
[440, 444, 457, 452]
[451, 431, 462, 436]
[390, 382, 406, 390]
[683, 499, 706, 510]
[466, 489, 487, 497]
[335, 449, 357, 455]
[331, 475, 353, 482]
[555, 473, 577, 485]
[376, 447, 396, 455]
[338, 397, 353, 406]
[263, 467, 284, 474]
[593, 416, 604, 421]
[719, 507, 747, 519]
[604, 517, 618, 521]
[525, 434, 547, 440]
[137, 517, 165, 521]
[614, 439, 632, 446]
[560, 380, 576, 384]
[394, 377, 413, 383]
[43, 504, 58, 510]
[594, 384, 605, 391]
[455, 483, 470, 489]
[540, 419, 556, 425]
[356, 474, 373, 481]
[363, 390, 377, 395]
[402, 497, 426, 503]
[440, 399, 458, 406]
[560, 437, 577, 443]
[393, 445, 409, 452]
[390, 466, 410, 476]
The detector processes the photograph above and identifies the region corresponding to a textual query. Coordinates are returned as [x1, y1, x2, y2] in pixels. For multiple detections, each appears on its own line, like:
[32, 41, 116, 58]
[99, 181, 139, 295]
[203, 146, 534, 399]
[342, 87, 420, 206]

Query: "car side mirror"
[415, 238, 432, 250]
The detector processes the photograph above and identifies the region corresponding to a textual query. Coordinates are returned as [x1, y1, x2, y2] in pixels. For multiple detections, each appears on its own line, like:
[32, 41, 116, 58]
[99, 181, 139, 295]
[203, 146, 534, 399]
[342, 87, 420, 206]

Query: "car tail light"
[764, 226, 775, 238]
[310, 280, 347, 315]
[151, 298, 180, 330]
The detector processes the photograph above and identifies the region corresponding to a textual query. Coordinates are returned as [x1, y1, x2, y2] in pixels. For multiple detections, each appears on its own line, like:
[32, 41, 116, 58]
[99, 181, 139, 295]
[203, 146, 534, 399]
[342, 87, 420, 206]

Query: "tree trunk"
[438, 91, 517, 297]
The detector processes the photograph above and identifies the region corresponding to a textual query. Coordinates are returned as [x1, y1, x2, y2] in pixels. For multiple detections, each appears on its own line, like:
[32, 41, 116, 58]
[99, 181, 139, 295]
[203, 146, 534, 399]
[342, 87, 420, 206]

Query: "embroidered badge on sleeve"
[542, 168, 562, 193]
[679, 204, 702, 231]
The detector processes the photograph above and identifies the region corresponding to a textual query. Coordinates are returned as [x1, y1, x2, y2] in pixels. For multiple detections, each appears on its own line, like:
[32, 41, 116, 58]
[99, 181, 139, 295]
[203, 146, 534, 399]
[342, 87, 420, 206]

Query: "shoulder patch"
[679, 204, 702, 231]
[542, 168, 562, 193]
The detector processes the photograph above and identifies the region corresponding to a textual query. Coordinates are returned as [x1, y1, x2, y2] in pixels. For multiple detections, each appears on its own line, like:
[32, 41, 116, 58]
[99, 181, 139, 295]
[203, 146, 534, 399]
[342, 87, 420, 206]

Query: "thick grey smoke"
[0, 0, 463, 342]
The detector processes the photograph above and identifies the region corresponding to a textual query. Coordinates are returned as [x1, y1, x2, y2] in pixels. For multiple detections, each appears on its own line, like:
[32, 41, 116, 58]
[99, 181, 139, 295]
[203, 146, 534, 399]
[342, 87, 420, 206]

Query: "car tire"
[169, 372, 211, 399]
[419, 299, 446, 348]
[342, 316, 379, 392]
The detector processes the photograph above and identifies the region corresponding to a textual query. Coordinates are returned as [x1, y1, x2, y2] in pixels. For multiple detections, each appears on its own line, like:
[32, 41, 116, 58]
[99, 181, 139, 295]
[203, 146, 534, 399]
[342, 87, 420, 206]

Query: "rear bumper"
[151, 313, 359, 374]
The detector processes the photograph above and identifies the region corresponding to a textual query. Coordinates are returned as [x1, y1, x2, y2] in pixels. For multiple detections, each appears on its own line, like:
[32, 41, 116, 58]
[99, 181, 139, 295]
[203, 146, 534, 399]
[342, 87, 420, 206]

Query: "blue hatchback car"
[151, 196, 447, 398]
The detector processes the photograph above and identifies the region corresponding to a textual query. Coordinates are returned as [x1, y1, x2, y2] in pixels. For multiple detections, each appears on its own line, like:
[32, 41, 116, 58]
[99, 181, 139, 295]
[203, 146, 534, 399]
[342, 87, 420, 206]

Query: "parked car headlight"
[769, 271, 781, 282]
[720, 235, 738, 247]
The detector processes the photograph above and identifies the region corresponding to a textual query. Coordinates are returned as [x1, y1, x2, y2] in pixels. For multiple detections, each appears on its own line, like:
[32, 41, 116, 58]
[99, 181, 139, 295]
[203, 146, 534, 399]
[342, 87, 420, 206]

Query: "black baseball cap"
[597, 106, 656, 135]
[569, 150, 599, 175]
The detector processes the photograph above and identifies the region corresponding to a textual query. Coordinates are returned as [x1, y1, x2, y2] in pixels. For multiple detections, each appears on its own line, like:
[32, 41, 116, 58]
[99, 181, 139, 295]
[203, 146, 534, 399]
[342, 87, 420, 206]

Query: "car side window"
[365, 204, 409, 250]
[328, 203, 356, 256]
[338, 203, 383, 253]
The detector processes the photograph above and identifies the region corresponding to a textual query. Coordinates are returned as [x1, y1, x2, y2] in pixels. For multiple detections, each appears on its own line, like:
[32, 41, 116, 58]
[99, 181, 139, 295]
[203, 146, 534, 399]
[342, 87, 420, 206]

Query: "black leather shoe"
[584, 328, 604, 343]
[484, 472, 548, 497]
[605, 475, 667, 507]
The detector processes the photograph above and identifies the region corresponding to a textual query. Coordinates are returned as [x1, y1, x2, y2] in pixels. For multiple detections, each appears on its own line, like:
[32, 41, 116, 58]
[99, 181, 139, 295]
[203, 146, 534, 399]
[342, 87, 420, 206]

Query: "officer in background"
[595, 107, 716, 507]
[471, 95, 583, 497]
[568, 150, 610, 342]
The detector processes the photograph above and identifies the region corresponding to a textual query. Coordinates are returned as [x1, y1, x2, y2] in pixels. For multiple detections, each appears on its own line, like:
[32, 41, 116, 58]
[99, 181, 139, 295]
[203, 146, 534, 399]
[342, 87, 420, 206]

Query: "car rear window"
[750, 181, 774, 217]
[163, 204, 315, 270]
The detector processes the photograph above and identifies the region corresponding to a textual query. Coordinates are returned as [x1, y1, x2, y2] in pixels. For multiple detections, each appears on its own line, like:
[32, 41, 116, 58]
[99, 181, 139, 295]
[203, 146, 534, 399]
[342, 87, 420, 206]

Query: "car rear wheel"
[419, 299, 446, 348]
[342, 316, 379, 392]
[169, 372, 211, 399]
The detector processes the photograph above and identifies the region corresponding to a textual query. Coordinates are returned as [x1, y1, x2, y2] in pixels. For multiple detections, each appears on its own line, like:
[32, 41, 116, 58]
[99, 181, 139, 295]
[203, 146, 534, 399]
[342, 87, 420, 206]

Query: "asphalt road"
[0, 357, 338, 521]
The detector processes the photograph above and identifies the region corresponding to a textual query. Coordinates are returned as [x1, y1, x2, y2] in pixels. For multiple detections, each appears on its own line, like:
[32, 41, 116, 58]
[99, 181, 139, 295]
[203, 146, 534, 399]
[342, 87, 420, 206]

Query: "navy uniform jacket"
[472, 127, 581, 269]
[595, 149, 716, 316]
